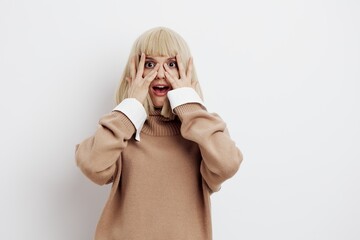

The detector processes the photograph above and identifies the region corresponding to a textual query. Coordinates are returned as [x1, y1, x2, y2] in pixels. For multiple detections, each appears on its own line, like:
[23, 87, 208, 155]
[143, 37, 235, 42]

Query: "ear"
[125, 76, 131, 83]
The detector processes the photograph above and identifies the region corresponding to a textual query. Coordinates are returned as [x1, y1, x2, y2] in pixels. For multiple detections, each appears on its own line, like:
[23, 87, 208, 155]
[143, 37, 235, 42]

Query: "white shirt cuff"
[113, 98, 147, 141]
[167, 87, 205, 113]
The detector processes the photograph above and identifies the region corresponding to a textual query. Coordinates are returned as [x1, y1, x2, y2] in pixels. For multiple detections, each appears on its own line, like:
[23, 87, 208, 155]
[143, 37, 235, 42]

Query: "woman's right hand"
[126, 53, 159, 104]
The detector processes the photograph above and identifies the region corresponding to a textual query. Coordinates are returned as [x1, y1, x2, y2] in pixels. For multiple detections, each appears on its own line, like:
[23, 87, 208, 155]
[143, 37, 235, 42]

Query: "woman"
[75, 26, 243, 240]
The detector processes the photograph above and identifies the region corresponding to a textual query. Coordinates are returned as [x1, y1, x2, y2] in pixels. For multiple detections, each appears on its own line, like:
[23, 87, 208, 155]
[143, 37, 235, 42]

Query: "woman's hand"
[164, 54, 194, 89]
[126, 53, 159, 104]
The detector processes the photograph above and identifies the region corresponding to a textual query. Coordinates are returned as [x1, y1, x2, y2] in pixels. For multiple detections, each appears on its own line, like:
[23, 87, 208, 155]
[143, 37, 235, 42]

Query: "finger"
[144, 63, 160, 79]
[143, 68, 158, 86]
[186, 57, 193, 81]
[130, 55, 136, 80]
[165, 71, 177, 87]
[136, 53, 146, 78]
[163, 63, 178, 80]
[176, 54, 186, 80]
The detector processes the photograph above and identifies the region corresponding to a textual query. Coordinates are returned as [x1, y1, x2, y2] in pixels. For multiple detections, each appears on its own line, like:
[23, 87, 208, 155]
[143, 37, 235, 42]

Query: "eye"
[168, 61, 177, 68]
[144, 61, 156, 68]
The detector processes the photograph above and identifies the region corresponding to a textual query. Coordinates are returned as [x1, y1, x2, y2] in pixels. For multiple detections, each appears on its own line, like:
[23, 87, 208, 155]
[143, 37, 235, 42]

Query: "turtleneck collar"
[141, 109, 181, 136]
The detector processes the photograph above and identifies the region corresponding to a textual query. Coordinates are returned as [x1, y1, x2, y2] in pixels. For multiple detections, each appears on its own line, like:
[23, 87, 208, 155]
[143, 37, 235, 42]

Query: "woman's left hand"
[164, 54, 194, 89]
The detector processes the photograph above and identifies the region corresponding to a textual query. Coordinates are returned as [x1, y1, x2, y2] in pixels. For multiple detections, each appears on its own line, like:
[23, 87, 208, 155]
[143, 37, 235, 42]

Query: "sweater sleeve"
[174, 103, 243, 193]
[75, 111, 136, 185]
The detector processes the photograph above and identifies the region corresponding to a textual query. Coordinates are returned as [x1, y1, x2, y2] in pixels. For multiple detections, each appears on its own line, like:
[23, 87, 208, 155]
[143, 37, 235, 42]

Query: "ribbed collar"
[141, 110, 181, 136]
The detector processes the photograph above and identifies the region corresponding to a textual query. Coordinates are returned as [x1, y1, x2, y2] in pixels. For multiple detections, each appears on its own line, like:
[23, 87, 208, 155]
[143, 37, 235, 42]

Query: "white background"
[1, 0, 359, 239]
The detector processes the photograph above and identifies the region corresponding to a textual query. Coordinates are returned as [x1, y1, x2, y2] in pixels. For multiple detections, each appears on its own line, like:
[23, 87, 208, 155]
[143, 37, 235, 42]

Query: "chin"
[150, 98, 166, 108]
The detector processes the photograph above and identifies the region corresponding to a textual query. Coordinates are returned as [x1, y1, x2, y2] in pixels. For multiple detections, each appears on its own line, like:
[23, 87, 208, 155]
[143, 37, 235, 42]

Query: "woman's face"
[143, 55, 180, 107]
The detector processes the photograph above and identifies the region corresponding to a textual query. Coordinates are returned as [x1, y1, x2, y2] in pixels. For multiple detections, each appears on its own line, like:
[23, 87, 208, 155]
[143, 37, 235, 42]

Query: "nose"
[156, 64, 165, 79]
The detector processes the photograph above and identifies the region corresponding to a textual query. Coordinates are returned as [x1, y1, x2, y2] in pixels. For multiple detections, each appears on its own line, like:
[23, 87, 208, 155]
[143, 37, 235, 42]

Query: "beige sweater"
[76, 103, 243, 240]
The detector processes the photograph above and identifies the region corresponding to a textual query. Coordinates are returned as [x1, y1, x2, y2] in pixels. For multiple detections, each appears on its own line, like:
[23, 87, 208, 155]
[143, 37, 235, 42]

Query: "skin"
[126, 53, 194, 107]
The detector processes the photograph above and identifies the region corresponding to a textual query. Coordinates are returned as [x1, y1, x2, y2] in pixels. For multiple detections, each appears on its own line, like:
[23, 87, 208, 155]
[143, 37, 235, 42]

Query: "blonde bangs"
[136, 27, 189, 58]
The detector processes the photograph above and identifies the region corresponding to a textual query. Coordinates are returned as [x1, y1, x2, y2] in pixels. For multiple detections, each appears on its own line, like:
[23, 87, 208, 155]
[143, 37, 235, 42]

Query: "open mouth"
[152, 85, 170, 96]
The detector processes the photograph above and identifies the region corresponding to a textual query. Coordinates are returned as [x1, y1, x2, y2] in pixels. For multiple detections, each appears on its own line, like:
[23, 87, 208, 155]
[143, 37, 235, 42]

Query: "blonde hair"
[115, 26, 203, 119]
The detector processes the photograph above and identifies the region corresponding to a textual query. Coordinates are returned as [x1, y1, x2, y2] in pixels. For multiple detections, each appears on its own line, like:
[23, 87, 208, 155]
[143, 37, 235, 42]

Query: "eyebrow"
[145, 57, 176, 61]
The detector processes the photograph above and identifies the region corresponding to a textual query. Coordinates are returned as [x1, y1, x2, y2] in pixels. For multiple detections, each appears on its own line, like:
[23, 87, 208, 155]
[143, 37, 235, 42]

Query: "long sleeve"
[174, 103, 243, 193]
[75, 111, 136, 185]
